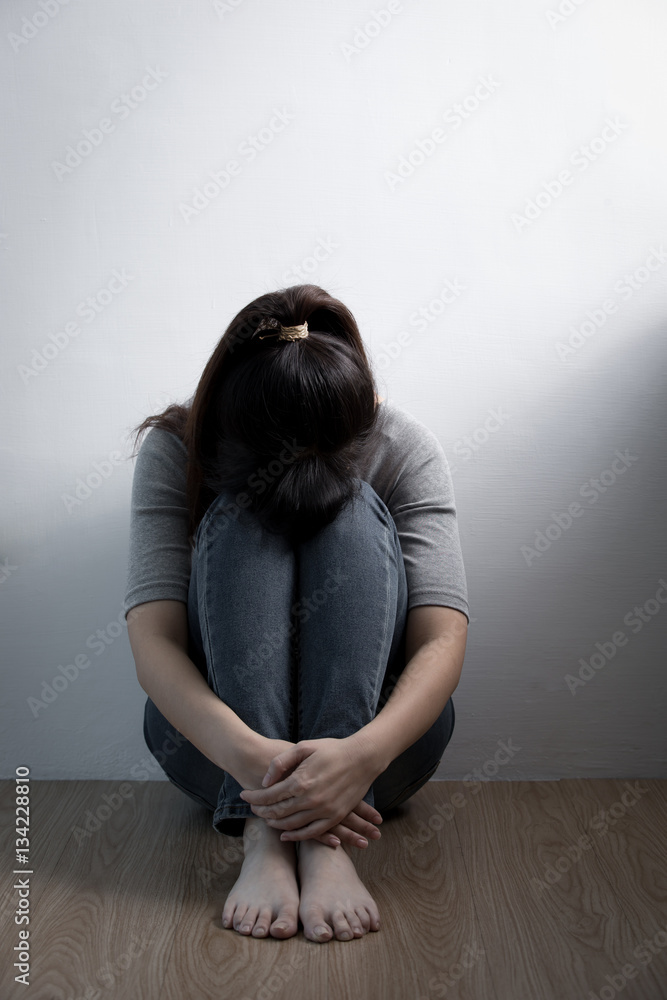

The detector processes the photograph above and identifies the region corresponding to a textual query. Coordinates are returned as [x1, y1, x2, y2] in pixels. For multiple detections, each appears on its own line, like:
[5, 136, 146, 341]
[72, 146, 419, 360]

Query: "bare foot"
[297, 839, 381, 942]
[221, 817, 300, 938]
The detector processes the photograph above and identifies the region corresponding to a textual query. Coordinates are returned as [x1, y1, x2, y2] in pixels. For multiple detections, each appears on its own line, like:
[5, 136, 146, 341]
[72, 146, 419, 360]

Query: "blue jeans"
[143, 478, 455, 837]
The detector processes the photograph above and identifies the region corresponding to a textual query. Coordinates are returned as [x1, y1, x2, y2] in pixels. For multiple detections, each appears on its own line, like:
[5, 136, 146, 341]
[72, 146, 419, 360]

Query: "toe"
[221, 900, 237, 929]
[233, 904, 250, 933]
[355, 907, 371, 932]
[301, 909, 333, 942]
[331, 909, 354, 941]
[270, 907, 298, 939]
[252, 907, 273, 938]
[345, 909, 365, 937]
[237, 905, 258, 934]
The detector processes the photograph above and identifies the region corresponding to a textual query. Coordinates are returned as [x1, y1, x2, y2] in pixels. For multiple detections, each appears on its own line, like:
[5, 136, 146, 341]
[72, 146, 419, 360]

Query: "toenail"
[315, 926, 328, 936]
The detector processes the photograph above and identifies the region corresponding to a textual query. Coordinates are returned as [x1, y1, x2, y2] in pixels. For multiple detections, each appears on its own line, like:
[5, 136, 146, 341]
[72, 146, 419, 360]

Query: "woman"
[124, 283, 469, 943]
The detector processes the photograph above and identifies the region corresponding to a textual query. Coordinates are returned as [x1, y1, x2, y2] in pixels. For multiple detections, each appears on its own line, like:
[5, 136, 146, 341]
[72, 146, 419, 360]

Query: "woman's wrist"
[228, 725, 388, 792]
[344, 728, 391, 783]
[210, 711, 262, 781]
[228, 729, 296, 791]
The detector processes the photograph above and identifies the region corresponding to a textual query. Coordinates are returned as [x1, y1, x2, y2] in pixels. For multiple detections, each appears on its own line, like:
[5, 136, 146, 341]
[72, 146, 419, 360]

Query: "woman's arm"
[350, 605, 468, 773]
[127, 599, 382, 847]
[240, 605, 468, 839]
[127, 600, 266, 785]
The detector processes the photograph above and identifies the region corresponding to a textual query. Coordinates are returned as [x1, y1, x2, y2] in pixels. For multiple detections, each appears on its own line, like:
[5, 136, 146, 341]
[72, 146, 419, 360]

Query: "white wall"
[2, 0, 666, 782]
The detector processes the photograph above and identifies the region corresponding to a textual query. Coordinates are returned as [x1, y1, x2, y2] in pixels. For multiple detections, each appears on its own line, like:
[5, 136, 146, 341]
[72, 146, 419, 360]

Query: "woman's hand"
[239, 737, 383, 847]
[233, 734, 381, 849]
[314, 799, 384, 850]
[231, 736, 295, 794]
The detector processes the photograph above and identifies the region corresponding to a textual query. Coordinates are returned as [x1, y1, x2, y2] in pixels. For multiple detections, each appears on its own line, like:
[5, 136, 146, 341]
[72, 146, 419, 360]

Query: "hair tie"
[257, 318, 309, 341]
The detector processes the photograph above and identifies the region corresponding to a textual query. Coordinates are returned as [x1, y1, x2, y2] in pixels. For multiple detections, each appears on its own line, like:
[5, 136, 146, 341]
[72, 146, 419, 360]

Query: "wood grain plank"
[0, 779, 18, 809]
[0, 780, 107, 932]
[0, 779, 199, 1000]
[326, 782, 495, 1000]
[2, 778, 664, 1000]
[554, 778, 667, 999]
[161, 807, 327, 1000]
[451, 779, 656, 1000]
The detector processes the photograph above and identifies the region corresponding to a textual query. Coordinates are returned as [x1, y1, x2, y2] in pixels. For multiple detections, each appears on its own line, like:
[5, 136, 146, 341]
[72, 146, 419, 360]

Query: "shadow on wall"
[447, 322, 667, 779]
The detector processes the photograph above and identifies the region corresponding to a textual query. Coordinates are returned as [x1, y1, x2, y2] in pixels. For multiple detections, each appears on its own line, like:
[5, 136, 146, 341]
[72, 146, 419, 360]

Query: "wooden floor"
[1, 778, 666, 1000]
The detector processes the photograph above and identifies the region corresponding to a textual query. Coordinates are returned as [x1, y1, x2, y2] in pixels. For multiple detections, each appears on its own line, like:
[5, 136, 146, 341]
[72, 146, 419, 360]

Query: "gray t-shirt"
[123, 400, 470, 622]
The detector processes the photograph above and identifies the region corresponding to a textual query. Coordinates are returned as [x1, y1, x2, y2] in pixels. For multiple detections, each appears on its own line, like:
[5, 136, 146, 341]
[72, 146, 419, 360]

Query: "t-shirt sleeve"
[383, 414, 470, 622]
[123, 427, 192, 619]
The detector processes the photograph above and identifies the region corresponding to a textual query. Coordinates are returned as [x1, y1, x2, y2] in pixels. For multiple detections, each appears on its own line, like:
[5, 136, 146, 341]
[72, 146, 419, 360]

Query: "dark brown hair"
[130, 284, 384, 546]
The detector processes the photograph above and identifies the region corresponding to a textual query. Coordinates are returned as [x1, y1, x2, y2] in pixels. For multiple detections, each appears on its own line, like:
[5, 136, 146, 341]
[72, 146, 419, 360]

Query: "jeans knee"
[194, 489, 246, 548]
[374, 758, 441, 812]
[356, 478, 391, 520]
[371, 697, 455, 811]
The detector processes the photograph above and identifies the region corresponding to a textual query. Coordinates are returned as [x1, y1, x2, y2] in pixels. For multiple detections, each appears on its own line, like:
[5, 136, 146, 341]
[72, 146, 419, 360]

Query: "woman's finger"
[267, 812, 379, 848]
[260, 807, 378, 840]
[313, 831, 342, 848]
[247, 796, 301, 820]
[337, 811, 381, 840]
[240, 781, 299, 806]
[261, 746, 309, 787]
[273, 815, 350, 842]
[262, 807, 321, 831]
[318, 822, 373, 849]
[352, 799, 383, 826]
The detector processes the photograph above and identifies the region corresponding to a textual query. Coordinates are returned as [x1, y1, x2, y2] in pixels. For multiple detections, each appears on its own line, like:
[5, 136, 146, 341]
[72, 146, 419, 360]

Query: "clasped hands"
[240, 736, 383, 850]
